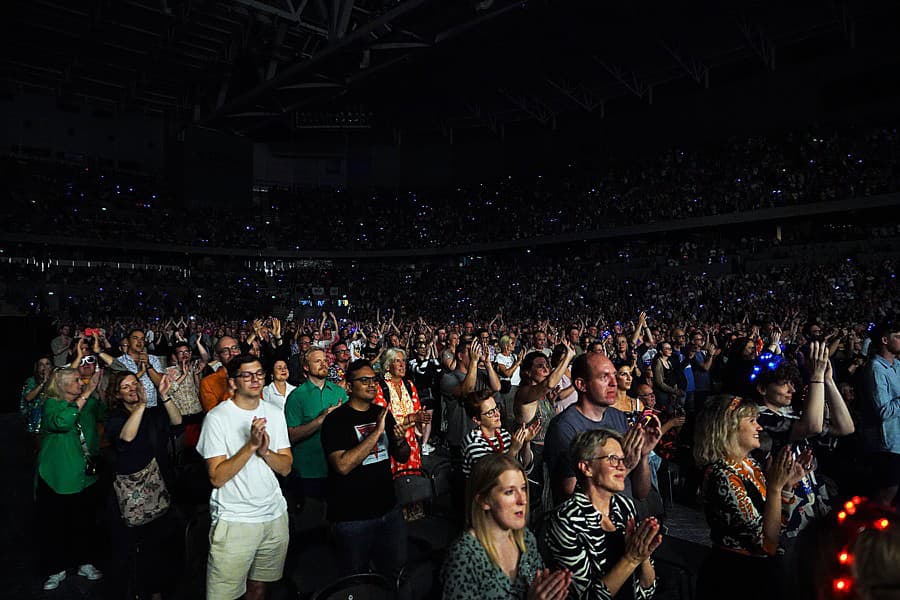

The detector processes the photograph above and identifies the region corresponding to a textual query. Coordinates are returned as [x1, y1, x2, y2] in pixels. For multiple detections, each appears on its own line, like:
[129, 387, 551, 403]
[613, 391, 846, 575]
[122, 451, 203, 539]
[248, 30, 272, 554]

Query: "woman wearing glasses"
[462, 389, 537, 477]
[545, 429, 662, 600]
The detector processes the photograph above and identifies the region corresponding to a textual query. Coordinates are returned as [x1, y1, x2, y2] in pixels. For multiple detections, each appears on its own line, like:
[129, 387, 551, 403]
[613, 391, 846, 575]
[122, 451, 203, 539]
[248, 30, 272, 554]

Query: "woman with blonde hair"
[442, 453, 572, 600]
[693, 395, 807, 600]
[37, 367, 104, 591]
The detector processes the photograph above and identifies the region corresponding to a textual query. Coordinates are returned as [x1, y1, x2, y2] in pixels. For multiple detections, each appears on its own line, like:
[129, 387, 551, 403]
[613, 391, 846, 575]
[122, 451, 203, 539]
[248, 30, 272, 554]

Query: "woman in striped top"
[463, 389, 538, 477]
[545, 429, 661, 600]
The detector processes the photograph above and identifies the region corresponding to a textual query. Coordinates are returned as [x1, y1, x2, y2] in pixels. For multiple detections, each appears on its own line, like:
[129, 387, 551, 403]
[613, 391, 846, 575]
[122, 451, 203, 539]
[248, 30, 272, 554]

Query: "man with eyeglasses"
[197, 354, 292, 600]
[320, 360, 410, 577]
[285, 348, 347, 500]
[327, 343, 352, 385]
[200, 336, 241, 412]
[114, 329, 165, 408]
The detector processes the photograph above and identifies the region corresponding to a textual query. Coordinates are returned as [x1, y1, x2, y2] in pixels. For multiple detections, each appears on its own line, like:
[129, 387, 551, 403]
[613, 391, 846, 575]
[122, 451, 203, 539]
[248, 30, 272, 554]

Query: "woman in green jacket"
[37, 366, 104, 591]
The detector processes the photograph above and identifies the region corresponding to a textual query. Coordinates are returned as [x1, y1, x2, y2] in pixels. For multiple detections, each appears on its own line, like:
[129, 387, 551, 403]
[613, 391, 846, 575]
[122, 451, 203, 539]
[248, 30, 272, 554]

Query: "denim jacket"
[860, 355, 900, 454]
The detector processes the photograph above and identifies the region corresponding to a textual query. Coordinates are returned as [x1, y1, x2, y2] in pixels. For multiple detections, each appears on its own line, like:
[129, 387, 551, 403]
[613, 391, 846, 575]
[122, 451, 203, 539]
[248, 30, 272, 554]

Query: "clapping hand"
[622, 424, 645, 470]
[624, 517, 663, 564]
[527, 569, 572, 600]
[810, 341, 829, 380]
[250, 416, 268, 453]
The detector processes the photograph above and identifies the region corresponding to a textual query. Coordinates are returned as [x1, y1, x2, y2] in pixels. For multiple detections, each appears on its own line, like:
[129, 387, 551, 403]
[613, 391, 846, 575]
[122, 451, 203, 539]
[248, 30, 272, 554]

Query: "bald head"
[215, 336, 240, 365]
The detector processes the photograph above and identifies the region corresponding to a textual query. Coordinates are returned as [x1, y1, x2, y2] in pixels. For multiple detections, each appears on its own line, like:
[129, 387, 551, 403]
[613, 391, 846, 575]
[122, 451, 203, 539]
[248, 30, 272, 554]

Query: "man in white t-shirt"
[197, 355, 293, 600]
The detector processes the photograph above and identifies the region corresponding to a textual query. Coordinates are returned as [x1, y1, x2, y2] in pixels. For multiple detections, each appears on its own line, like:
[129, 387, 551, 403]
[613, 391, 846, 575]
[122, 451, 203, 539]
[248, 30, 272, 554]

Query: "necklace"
[482, 429, 505, 453]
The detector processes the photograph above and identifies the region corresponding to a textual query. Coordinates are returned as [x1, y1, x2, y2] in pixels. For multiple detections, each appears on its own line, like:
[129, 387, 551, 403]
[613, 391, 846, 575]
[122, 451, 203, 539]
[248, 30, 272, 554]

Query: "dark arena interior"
[3, 1, 900, 599]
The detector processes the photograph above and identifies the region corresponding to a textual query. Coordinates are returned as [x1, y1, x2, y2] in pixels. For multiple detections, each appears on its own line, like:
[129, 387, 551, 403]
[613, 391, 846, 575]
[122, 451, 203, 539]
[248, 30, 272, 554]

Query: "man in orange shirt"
[201, 336, 241, 412]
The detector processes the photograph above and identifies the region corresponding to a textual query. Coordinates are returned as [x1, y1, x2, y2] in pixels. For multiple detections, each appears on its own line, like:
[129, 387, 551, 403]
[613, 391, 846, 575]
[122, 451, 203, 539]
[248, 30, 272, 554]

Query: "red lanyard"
[482, 429, 505, 454]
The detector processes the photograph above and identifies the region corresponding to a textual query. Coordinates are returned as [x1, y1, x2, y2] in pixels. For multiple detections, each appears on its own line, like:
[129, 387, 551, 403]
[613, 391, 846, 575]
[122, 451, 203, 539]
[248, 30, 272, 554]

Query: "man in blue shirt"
[114, 329, 165, 407]
[544, 352, 661, 507]
[860, 318, 900, 506]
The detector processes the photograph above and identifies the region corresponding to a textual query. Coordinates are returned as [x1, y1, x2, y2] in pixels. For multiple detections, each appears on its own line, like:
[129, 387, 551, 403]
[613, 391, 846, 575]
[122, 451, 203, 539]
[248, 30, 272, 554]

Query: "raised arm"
[791, 341, 827, 440]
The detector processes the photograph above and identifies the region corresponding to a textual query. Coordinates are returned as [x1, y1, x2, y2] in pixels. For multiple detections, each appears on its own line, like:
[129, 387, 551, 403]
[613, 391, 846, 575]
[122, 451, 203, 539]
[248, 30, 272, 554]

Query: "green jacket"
[38, 395, 103, 494]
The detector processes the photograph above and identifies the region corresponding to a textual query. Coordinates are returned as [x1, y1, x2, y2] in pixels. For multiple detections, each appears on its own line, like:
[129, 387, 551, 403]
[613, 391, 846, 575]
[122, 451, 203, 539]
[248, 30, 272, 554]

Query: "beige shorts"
[206, 512, 289, 600]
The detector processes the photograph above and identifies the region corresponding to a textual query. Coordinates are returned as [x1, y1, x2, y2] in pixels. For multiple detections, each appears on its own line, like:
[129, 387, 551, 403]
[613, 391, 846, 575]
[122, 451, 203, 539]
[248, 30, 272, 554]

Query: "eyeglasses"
[335, 349, 350, 353]
[235, 370, 266, 381]
[481, 406, 501, 417]
[219, 344, 241, 354]
[80, 356, 97, 365]
[591, 454, 627, 468]
[350, 376, 378, 385]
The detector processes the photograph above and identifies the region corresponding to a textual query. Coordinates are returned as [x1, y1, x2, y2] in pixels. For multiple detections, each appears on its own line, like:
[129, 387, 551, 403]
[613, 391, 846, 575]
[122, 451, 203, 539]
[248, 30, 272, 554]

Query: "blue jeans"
[332, 507, 407, 578]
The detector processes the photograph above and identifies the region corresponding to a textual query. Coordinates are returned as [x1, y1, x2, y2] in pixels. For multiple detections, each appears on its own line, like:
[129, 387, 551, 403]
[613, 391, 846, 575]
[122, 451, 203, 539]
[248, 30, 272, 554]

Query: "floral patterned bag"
[113, 457, 171, 527]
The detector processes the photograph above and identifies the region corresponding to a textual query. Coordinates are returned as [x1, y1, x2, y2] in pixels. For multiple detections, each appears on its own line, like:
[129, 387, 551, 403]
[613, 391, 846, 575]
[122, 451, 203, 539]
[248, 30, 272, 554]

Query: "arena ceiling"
[5, 0, 898, 140]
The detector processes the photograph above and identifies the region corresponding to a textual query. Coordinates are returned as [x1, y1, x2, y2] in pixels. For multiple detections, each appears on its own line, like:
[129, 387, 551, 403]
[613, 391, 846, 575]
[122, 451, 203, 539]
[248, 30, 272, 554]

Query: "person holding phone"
[545, 429, 661, 600]
[693, 396, 807, 600]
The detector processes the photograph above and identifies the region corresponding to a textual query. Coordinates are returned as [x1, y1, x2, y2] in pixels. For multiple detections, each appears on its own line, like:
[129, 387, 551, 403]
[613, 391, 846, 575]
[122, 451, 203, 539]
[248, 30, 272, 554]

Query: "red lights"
[837, 511, 847, 522]
[851, 496, 863, 505]
[833, 578, 852, 593]
[875, 518, 890, 530]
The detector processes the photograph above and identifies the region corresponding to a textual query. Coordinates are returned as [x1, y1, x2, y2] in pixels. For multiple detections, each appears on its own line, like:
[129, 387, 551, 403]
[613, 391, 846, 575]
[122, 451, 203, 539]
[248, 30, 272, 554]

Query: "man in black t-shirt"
[320, 360, 410, 577]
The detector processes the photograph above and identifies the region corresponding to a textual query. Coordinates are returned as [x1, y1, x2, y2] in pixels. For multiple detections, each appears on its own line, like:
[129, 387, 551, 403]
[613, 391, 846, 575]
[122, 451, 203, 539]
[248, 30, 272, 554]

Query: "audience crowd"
[8, 124, 900, 600]
[18, 287, 900, 599]
[4, 125, 900, 251]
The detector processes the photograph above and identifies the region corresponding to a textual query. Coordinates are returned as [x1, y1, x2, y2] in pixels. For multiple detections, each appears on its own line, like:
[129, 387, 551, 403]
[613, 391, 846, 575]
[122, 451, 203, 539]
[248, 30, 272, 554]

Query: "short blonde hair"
[45, 368, 79, 400]
[693, 395, 759, 466]
[570, 429, 624, 484]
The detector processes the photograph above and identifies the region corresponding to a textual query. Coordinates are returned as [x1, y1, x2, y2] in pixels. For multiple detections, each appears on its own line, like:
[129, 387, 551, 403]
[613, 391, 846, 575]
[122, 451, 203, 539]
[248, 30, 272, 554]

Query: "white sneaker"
[421, 443, 435, 456]
[43, 571, 66, 590]
[77, 564, 103, 581]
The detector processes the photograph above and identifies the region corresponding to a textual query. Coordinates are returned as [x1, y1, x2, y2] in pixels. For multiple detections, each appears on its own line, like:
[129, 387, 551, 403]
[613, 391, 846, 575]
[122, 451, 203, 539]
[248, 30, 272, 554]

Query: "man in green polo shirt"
[285, 347, 347, 499]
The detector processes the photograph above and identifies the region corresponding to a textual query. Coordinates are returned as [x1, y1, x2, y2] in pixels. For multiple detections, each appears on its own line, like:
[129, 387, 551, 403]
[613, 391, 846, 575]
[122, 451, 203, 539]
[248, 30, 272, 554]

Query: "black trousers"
[37, 476, 101, 576]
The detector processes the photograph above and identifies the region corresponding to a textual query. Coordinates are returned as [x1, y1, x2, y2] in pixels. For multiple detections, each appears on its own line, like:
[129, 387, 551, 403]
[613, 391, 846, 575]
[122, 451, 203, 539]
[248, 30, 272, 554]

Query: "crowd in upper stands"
[4, 125, 899, 251]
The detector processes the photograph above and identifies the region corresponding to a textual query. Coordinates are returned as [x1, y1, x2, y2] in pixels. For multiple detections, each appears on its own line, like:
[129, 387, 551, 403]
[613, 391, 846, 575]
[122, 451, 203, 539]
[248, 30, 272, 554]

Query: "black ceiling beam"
[201, 0, 434, 124]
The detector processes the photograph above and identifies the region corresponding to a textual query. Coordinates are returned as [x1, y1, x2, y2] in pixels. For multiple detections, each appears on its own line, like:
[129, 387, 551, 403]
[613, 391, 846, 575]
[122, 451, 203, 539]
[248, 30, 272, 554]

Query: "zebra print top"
[545, 491, 657, 600]
[462, 427, 513, 476]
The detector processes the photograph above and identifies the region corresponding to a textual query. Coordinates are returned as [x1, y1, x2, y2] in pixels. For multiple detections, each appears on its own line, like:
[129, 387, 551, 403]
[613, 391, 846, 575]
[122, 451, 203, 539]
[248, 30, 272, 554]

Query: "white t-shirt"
[262, 381, 296, 412]
[494, 352, 521, 386]
[314, 331, 338, 349]
[197, 399, 290, 523]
